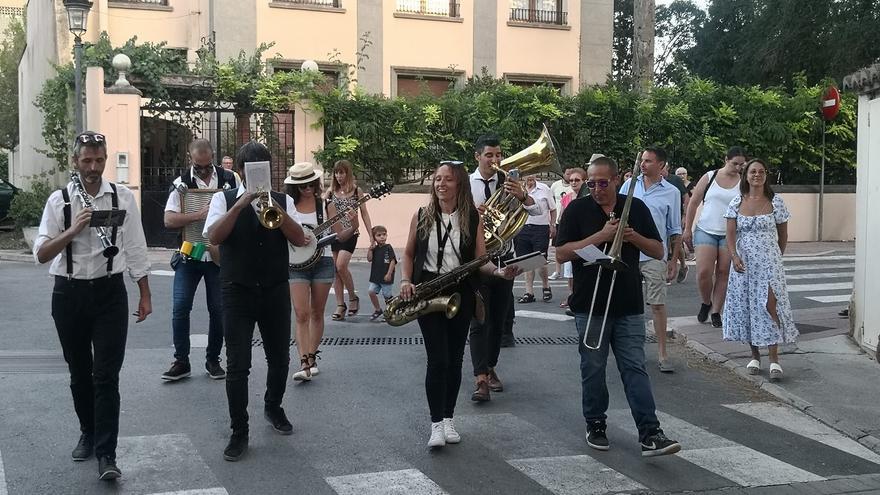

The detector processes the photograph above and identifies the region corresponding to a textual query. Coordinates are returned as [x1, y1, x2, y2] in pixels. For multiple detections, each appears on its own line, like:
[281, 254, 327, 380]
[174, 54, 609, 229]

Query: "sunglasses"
[298, 182, 317, 189]
[76, 133, 105, 144]
[586, 179, 611, 189]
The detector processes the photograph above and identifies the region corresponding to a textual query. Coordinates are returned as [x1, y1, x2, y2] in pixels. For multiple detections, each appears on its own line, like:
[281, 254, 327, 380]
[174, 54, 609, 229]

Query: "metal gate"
[140, 107, 294, 247]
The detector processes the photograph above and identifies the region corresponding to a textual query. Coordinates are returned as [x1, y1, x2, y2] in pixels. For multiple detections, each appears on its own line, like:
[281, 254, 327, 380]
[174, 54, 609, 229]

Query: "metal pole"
[73, 35, 84, 134]
[818, 118, 826, 242]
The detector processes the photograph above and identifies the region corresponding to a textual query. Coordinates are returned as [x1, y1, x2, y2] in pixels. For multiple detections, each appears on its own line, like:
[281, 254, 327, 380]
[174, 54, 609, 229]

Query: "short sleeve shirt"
[370, 244, 397, 284]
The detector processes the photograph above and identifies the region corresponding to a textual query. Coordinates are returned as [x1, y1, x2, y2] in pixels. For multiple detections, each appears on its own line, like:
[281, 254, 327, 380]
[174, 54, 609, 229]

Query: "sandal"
[769, 362, 783, 382]
[331, 304, 346, 321]
[347, 296, 360, 316]
[746, 359, 761, 375]
[292, 355, 312, 382]
[308, 351, 321, 376]
[518, 293, 536, 304]
[559, 301, 569, 309]
[542, 287, 552, 302]
[370, 310, 384, 321]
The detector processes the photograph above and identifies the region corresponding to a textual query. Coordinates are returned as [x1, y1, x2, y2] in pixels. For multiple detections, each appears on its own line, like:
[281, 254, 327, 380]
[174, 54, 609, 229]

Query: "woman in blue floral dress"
[722, 158, 798, 381]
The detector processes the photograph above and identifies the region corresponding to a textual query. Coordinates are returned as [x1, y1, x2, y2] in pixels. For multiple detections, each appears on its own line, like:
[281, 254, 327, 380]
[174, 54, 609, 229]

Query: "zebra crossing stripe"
[606, 410, 825, 487]
[784, 262, 853, 272]
[325, 469, 447, 495]
[787, 282, 853, 292]
[146, 489, 229, 495]
[805, 295, 852, 303]
[508, 455, 646, 495]
[783, 255, 854, 262]
[515, 310, 573, 322]
[785, 272, 852, 280]
[116, 434, 226, 495]
[723, 402, 880, 465]
[0, 448, 7, 495]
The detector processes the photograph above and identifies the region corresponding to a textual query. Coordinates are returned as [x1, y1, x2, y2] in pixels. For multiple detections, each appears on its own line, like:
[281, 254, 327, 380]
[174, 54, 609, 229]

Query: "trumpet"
[256, 187, 283, 229]
[70, 170, 119, 259]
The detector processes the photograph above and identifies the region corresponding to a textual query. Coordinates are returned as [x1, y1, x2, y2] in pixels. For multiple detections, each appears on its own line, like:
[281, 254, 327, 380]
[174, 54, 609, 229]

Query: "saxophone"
[384, 252, 496, 327]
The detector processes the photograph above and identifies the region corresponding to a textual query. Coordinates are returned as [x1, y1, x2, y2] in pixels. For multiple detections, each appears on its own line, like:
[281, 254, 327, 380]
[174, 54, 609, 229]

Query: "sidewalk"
[669, 242, 880, 456]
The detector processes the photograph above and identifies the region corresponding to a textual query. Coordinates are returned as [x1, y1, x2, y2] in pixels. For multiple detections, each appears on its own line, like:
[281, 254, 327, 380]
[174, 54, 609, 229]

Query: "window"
[509, 0, 566, 25]
[396, 75, 454, 98]
[396, 0, 460, 17]
[272, 0, 341, 6]
[272, 63, 341, 94]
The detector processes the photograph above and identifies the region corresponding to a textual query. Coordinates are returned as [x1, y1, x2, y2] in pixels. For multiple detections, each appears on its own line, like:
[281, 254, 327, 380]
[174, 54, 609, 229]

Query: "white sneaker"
[443, 418, 460, 444]
[548, 271, 559, 280]
[427, 422, 446, 447]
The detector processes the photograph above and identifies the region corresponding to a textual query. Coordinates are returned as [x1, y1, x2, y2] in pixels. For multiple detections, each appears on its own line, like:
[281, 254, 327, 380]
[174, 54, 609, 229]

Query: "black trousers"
[222, 281, 291, 434]
[52, 274, 128, 459]
[469, 275, 514, 376]
[417, 280, 475, 423]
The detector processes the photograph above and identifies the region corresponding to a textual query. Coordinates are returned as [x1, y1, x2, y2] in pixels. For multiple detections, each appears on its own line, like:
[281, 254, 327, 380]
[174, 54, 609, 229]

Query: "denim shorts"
[368, 282, 393, 300]
[289, 256, 335, 284]
[693, 228, 727, 249]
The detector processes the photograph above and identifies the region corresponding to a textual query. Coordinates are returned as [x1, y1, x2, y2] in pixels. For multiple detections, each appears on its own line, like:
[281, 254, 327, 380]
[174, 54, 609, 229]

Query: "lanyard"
[435, 214, 460, 271]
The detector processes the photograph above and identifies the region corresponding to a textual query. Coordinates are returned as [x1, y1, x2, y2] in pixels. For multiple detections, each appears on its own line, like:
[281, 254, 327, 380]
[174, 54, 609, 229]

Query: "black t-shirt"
[369, 244, 396, 284]
[556, 194, 661, 316]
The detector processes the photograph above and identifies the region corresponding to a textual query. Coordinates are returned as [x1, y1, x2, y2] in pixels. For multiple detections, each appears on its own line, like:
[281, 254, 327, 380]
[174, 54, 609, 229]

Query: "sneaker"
[697, 303, 711, 323]
[710, 312, 722, 328]
[586, 421, 609, 451]
[838, 308, 849, 318]
[548, 271, 560, 280]
[161, 361, 191, 381]
[658, 360, 675, 373]
[427, 422, 446, 448]
[97, 456, 121, 481]
[71, 433, 93, 461]
[205, 360, 226, 380]
[443, 418, 460, 444]
[264, 407, 293, 435]
[223, 433, 248, 461]
[641, 430, 681, 457]
[676, 265, 688, 283]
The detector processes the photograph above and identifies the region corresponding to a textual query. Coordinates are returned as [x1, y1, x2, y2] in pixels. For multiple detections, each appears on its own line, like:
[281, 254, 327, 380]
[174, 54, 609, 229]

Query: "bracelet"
[400, 279, 411, 284]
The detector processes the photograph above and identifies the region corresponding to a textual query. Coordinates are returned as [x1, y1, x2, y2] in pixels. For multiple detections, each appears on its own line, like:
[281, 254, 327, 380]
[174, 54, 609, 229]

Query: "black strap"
[61, 187, 73, 276]
[702, 170, 718, 204]
[434, 213, 460, 272]
[107, 183, 119, 273]
[315, 195, 324, 224]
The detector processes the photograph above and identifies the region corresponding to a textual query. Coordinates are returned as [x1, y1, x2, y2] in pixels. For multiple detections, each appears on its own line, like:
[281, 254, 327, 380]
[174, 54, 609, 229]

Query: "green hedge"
[313, 75, 856, 185]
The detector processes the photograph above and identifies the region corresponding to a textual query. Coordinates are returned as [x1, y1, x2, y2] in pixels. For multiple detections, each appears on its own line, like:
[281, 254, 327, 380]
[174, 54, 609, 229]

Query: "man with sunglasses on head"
[467, 133, 542, 402]
[34, 131, 153, 481]
[618, 146, 682, 373]
[555, 155, 681, 457]
[162, 139, 239, 382]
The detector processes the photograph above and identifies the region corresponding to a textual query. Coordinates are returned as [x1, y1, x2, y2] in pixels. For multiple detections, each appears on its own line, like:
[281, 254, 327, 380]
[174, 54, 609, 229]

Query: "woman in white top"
[682, 147, 747, 327]
[398, 161, 518, 449]
[284, 162, 344, 382]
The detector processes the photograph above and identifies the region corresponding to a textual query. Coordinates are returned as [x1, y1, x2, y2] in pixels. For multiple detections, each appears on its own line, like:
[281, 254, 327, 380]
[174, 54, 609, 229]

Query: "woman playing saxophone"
[398, 160, 518, 449]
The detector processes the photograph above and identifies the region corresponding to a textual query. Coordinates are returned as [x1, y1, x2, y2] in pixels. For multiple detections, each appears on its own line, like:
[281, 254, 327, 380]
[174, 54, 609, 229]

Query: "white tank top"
[292, 202, 331, 258]
[424, 211, 462, 274]
[697, 172, 739, 235]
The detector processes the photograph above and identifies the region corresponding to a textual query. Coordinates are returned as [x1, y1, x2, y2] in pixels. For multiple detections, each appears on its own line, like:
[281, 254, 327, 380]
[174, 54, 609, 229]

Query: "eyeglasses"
[76, 133, 105, 144]
[586, 179, 611, 189]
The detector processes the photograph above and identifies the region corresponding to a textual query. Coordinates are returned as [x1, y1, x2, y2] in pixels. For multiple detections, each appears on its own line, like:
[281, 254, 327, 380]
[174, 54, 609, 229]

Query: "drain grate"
[251, 336, 586, 347]
[0, 352, 68, 374]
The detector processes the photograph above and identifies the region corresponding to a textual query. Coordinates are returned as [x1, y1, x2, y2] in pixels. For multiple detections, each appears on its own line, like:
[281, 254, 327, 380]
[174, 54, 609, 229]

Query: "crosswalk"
[783, 253, 854, 304]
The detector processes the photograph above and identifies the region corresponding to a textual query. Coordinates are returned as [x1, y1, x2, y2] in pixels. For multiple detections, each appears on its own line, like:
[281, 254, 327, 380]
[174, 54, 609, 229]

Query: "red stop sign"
[821, 86, 840, 120]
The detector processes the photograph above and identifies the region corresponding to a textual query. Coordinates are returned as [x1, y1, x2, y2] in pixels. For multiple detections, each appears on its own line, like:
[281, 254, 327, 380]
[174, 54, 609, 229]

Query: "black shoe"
[710, 313, 722, 328]
[838, 308, 849, 318]
[97, 456, 121, 481]
[697, 303, 711, 323]
[161, 360, 191, 381]
[264, 407, 293, 435]
[586, 421, 609, 451]
[223, 433, 249, 461]
[500, 334, 516, 348]
[71, 433, 93, 461]
[641, 430, 681, 457]
[205, 360, 226, 380]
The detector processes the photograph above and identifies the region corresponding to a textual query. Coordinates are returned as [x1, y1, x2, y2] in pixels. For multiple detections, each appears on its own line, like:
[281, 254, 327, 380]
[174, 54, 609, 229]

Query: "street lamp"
[63, 0, 93, 134]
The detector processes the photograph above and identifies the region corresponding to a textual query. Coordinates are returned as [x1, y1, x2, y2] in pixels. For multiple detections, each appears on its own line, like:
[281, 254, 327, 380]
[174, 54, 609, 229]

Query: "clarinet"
[70, 171, 120, 258]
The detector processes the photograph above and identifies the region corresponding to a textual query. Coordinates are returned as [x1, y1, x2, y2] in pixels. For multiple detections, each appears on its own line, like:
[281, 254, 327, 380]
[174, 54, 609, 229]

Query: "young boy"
[367, 226, 397, 321]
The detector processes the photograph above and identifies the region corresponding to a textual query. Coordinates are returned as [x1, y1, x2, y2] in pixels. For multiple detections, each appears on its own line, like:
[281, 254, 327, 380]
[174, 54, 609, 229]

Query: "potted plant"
[9, 180, 52, 250]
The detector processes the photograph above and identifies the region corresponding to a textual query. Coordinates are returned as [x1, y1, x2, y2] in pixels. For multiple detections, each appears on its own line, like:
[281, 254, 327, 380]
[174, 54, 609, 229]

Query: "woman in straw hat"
[284, 162, 342, 382]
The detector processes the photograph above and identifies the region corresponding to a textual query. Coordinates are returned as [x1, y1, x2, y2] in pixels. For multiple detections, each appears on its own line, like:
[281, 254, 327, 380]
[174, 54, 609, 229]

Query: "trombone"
[582, 154, 641, 350]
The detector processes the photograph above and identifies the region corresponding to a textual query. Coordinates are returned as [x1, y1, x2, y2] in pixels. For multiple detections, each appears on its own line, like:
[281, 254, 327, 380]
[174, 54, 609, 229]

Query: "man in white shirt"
[161, 139, 238, 382]
[548, 169, 572, 279]
[514, 176, 556, 303]
[34, 131, 152, 481]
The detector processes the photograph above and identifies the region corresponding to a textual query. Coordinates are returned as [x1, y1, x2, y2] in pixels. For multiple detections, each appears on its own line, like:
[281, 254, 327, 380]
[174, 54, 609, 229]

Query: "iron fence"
[109, 0, 169, 5]
[272, 0, 342, 6]
[396, 2, 460, 17]
[509, 8, 567, 25]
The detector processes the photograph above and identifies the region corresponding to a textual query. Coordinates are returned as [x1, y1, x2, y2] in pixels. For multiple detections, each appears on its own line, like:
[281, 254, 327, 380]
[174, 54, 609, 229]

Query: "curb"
[680, 333, 880, 456]
[0, 252, 32, 263]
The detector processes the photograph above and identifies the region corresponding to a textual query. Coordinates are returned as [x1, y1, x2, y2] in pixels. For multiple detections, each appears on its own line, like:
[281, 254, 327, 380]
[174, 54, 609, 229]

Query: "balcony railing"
[110, 0, 170, 5]
[272, 0, 342, 6]
[396, 2, 460, 18]
[509, 8, 567, 26]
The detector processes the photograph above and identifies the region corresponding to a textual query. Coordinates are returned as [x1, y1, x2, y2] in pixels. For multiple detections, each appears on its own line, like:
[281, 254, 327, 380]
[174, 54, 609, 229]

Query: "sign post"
[818, 86, 840, 242]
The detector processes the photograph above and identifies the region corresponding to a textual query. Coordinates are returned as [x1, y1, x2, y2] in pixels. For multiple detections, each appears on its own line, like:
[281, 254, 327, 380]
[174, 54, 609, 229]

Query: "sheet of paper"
[506, 253, 547, 272]
[574, 244, 611, 263]
[244, 161, 272, 194]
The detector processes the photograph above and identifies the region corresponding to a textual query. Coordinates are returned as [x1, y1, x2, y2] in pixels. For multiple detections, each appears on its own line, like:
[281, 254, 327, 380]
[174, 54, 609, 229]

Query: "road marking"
[326, 469, 447, 495]
[152, 270, 175, 277]
[116, 434, 225, 495]
[805, 295, 852, 303]
[723, 402, 880, 465]
[787, 282, 852, 292]
[147, 490, 229, 495]
[785, 272, 852, 280]
[0, 448, 7, 495]
[190, 334, 208, 348]
[606, 410, 825, 487]
[783, 255, 854, 262]
[515, 310, 573, 322]
[508, 455, 646, 495]
[785, 263, 853, 272]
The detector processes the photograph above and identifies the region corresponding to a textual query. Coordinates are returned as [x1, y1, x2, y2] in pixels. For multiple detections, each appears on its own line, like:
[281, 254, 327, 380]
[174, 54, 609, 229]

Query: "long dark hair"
[739, 158, 775, 200]
[285, 178, 322, 205]
[417, 163, 476, 242]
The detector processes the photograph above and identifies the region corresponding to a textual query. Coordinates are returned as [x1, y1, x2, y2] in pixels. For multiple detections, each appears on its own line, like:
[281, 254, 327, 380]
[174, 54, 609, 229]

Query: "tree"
[0, 17, 25, 151]
[654, 1, 706, 85]
[632, 0, 656, 93]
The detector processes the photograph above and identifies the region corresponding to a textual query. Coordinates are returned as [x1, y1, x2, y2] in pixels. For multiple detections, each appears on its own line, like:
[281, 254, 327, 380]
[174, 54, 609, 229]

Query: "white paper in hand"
[244, 161, 272, 194]
[504, 251, 547, 272]
[574, 245, 611, 263]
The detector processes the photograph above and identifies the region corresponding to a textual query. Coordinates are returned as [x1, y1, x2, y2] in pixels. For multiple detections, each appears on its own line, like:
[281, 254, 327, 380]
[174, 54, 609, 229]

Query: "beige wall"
[258, 1, 358, 69]
[99, 0, 208, 54]
[853, 94, 880, 353]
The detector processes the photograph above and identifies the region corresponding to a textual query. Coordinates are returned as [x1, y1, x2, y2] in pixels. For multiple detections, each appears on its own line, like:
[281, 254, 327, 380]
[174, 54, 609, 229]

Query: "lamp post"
[63, 0, 93, 135]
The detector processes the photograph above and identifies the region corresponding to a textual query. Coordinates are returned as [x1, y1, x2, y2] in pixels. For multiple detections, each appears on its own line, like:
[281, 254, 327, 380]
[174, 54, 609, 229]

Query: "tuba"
[482, 124, 562, 252]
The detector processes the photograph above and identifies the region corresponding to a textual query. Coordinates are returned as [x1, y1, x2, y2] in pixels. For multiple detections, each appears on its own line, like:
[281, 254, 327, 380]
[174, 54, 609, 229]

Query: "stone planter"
[21, 226, 39, 250]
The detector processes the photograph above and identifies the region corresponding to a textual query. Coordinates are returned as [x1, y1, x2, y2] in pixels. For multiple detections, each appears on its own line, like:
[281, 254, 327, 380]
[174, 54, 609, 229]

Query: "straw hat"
[284, 162, 322, 185]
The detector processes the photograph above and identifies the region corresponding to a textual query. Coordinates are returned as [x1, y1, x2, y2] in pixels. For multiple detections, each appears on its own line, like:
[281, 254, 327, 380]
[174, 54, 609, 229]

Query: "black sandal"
[347, 296, 360, 316]
[331, 304, 346, 321]
[542, 287, 553, 302]
[518, 293, 536, 304]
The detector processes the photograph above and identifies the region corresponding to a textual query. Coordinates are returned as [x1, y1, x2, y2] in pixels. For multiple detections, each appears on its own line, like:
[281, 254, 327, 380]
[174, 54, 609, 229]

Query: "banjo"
[288, 182, 393, 271]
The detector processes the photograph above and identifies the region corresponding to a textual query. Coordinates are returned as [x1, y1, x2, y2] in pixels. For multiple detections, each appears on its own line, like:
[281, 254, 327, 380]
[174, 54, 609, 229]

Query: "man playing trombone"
[555, 156, 681, 457]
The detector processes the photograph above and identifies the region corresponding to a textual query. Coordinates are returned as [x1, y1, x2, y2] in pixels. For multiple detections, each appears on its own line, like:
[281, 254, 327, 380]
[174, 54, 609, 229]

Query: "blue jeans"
[574, 313, 660, 442]
[172, 260, 223, 363]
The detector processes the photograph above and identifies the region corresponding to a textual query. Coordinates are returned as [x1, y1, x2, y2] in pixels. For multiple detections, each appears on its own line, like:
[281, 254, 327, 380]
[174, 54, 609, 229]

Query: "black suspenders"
[61, 184, 119, 277]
